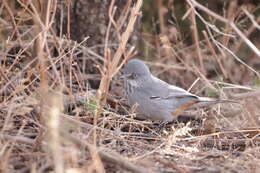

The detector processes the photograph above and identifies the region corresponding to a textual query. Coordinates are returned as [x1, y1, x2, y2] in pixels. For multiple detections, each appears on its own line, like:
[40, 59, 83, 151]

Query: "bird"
[120, 59, 235, 122]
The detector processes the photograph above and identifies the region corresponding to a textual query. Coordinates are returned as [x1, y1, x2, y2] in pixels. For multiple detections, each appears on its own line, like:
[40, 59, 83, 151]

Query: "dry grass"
[0, 0, 260, 173]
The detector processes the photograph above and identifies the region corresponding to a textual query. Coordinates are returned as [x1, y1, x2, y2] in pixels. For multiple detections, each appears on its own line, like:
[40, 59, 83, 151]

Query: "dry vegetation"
[0, 0, 260, 172]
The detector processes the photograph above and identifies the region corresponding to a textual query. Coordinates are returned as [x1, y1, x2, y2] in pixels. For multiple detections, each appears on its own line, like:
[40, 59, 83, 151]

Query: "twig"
[200, 138, 259, 150]
[242, 8, 260, 30]
[154, 158, 190, 173]
[158, 0, 166, 33]
[187, 0, 260, 58]
[231, 90, 260, 99]
[190, 9, 205, 74]
[233, 17, 260, 54]
[95, 0, 143, 147]
[202, 31, 228, 78]
[216, 40, 260, 78]
[96, 0, 142, 105]
[222, 0, 237, 47]
[0, 134, 34, 145]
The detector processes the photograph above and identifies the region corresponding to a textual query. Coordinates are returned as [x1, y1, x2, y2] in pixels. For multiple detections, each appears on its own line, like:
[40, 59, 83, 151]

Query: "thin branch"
[242, 8, 260, 30]
[187, 0, 260, 58]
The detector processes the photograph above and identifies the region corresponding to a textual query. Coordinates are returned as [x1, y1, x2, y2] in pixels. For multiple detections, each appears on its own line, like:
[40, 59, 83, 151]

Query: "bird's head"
[120, 59, 151, 85]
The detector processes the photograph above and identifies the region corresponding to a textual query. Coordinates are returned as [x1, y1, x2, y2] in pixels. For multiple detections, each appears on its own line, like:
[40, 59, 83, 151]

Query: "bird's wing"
[146, 75, 221, 102]
[147, 80, 201, 116]
[148, 76, 199, 100]
[165, 85, 199, 99]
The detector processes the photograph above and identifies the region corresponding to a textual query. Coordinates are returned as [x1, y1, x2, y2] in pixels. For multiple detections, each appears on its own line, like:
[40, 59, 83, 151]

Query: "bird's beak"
[119, 73, 131, 79]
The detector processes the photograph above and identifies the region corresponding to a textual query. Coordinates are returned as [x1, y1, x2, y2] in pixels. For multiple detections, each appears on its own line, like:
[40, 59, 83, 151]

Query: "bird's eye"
[129, 73, 137, 79]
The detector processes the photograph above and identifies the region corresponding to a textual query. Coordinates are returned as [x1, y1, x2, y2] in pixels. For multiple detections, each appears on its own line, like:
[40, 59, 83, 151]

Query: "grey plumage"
[121, 59, 233, 122]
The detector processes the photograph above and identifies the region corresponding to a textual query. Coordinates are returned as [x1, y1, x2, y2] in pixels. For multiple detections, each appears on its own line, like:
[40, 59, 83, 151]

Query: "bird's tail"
[189, 97, 239, 109]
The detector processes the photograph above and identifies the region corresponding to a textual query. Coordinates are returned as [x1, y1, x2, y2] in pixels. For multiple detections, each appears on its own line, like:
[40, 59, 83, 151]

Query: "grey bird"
[121, 59, 233, 122]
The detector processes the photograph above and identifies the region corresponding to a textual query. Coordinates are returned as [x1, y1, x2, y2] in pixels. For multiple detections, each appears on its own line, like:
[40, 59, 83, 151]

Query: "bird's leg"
[152, 120, 169, 133]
